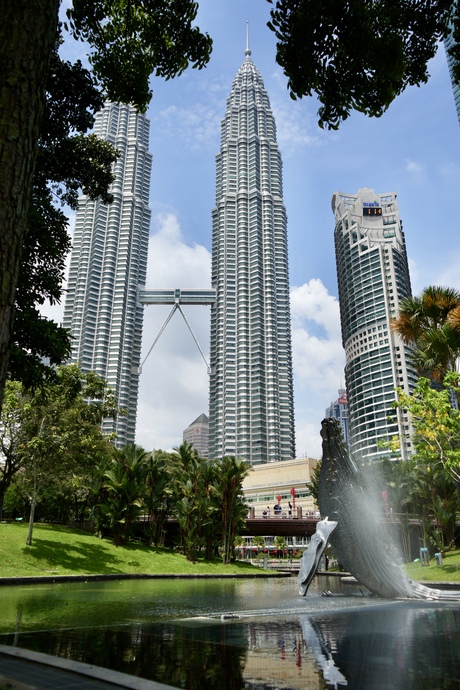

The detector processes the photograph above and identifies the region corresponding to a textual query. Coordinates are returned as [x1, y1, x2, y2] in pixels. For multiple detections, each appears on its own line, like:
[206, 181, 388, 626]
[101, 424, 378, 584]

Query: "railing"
[246, 507, 321, 520]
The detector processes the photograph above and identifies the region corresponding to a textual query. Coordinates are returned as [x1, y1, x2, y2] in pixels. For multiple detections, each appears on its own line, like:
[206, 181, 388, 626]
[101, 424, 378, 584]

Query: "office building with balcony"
[332, 188, 417, 461]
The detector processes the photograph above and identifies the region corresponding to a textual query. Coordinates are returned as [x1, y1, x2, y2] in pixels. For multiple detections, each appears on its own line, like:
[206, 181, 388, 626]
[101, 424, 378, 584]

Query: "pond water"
[1, 575, 460, 689]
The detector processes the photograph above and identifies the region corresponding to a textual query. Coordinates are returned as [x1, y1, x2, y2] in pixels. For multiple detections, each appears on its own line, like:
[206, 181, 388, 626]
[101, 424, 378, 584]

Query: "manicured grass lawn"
[405, 549, 460, 582]
[0, 523, 262, 578]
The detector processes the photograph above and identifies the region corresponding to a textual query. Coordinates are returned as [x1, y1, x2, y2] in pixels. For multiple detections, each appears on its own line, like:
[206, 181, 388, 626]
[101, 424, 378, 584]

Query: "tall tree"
[101, 444, 149, 545]
[11, 40, 119, 388]
[13, 364, 118, 545]
[394, 373, 460, 485]
[0, 1, 59, 409]
[0, 1, 212, 412]
[214, 456, 250, 564]
[172, 444, 216, 562]
[267, 0, 459, 128]
[143, 450, 176, 546]
[0, 381, 29, 520]
[391, 286, 460, 382]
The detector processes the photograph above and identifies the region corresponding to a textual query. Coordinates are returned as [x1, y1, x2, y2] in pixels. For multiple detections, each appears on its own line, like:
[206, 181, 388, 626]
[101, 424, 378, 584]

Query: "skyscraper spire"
[245, 21, 251, 57]
[209, 52, 295, 464]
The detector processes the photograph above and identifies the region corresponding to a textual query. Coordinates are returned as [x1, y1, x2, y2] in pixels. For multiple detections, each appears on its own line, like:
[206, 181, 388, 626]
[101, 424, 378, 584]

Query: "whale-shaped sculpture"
[299, 418, 460, 600]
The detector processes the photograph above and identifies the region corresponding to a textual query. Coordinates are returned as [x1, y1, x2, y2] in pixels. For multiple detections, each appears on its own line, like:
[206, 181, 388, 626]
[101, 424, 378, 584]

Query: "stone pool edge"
[0, 571, 292, 586]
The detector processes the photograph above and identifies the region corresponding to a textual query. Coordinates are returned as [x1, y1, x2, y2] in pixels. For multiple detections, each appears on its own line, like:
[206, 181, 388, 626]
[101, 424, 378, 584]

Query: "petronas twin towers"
[209, 45, 295, 462]
[64, 45, 296, 464]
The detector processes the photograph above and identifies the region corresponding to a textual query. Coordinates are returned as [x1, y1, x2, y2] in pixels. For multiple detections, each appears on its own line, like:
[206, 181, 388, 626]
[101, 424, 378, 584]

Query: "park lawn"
[0, 522, 261, 578]
[405, 549, 460, 582]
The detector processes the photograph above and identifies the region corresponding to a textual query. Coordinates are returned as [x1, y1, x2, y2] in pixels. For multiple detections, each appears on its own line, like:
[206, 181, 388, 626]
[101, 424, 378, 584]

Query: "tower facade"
[63, 103, 152, 446]
[208, 47, 295, 464]
[332, 188, 416, 462]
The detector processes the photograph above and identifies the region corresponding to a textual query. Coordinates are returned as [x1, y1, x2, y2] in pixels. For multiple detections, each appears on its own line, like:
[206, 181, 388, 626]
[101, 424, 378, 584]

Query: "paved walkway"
[0, 646, 178, 690]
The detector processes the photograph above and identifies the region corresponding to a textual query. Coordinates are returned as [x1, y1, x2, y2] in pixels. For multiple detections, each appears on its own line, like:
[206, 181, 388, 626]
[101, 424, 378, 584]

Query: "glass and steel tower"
[63, 103, 152, 446]
[208, 43, 295, 464]
[332, 188, 416, 462]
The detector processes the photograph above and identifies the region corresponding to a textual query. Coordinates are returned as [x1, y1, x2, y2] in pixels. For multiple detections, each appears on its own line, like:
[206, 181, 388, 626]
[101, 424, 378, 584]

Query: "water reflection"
[1, 577, 460, 689]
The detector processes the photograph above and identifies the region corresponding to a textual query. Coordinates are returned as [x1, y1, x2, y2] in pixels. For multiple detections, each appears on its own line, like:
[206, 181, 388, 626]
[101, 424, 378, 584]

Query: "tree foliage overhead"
[267, 0, 457, 128]
[66, 0, 213, 111]
[0, 0, 212, 414]
[9, 40, 120, 389]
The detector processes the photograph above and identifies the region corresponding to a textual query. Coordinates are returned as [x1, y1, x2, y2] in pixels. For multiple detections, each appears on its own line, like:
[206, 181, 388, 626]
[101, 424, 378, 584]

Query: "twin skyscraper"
[64, 46, 296, 464]
[64, 47, 415, 464]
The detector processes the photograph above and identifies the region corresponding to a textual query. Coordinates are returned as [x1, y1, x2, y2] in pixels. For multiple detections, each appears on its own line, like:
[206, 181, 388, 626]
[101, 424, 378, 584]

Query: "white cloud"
[406, 159, 424, 173]
[295, 418, 324, 461]
[290, 279, 345, 458]
[136, 213, 212, 451]
[290, 278, 341, 337]
[272, 99, 325, 155]
[152, 74, 227, 152]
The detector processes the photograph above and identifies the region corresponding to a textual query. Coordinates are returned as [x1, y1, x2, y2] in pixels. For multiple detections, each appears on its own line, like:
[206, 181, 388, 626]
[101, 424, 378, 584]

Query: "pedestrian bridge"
[243, 516, 320, 538]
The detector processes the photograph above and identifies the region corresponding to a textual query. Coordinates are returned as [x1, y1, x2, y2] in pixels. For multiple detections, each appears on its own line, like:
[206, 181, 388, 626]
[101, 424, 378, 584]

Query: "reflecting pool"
[1, 576, 460, 689]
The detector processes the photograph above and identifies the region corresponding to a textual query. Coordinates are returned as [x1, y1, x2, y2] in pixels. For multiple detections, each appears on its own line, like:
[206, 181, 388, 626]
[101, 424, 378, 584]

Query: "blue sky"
[54, 1, 460, 458]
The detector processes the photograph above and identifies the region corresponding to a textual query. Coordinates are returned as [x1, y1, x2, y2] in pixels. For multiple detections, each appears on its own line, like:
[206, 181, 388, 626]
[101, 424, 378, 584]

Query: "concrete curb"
[0, 645, 178, 689]
[0, 571, 291, 586]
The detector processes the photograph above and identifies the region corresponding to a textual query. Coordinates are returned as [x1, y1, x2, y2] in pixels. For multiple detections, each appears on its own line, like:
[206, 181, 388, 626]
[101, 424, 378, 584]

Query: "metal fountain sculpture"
[298, 418, 460, 601]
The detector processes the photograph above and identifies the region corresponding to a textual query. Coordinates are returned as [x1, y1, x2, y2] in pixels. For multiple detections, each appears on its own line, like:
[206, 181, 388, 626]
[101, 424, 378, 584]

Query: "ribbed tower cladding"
[208, 43, 296, 464]
[332, 188, 417, 462]
[63, 103, 152, 447]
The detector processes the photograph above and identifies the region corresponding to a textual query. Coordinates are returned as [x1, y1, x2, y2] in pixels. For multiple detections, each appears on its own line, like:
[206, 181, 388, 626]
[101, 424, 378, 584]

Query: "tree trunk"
[25, 456, 38, 546]
[0, 1, 60, 411]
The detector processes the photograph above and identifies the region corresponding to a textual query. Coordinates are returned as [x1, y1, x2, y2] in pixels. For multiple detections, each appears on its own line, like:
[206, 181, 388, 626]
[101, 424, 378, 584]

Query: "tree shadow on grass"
[22, 539, 126, 574]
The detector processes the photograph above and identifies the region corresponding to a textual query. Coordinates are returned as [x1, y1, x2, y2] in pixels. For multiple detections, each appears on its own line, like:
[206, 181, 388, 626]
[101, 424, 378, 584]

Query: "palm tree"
[144, 450, 176, 546]
[172, 446, 218, 562]
[214, 456, 251, 564]
[391, 286, 460, 382]
[103, 444, 149, 545]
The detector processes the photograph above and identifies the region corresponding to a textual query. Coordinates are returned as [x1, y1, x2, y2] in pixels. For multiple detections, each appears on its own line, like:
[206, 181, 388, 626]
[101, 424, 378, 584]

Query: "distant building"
[332, 188, 417, 462]
[183, 413, 209, 458]
[325, 388, 350, 446]
[242, 456, 319, 516]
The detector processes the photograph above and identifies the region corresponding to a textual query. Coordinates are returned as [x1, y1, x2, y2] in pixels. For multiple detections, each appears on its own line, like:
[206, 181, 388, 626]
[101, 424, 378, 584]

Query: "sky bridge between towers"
[138, 288, 216, 373]
[138, 288, 216, 306]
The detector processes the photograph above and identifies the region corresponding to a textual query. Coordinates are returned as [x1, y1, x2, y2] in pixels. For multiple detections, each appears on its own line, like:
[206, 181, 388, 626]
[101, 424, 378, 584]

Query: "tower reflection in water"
[4, 603, 460, 689]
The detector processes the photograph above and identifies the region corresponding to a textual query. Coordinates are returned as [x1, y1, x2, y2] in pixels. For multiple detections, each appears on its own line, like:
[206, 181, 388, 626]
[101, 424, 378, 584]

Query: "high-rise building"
[325, 388, 350, 446]
[445, 25, 460, 125]
[332, 188, 416, 462]
[63, 103, 152, 446]
[208, 44, 295, 464]
[183, 413, 209, 458]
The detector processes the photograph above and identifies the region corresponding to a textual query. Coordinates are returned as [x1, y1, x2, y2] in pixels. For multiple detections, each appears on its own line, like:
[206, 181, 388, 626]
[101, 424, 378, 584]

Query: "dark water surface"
[1, 576, 460, 689]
